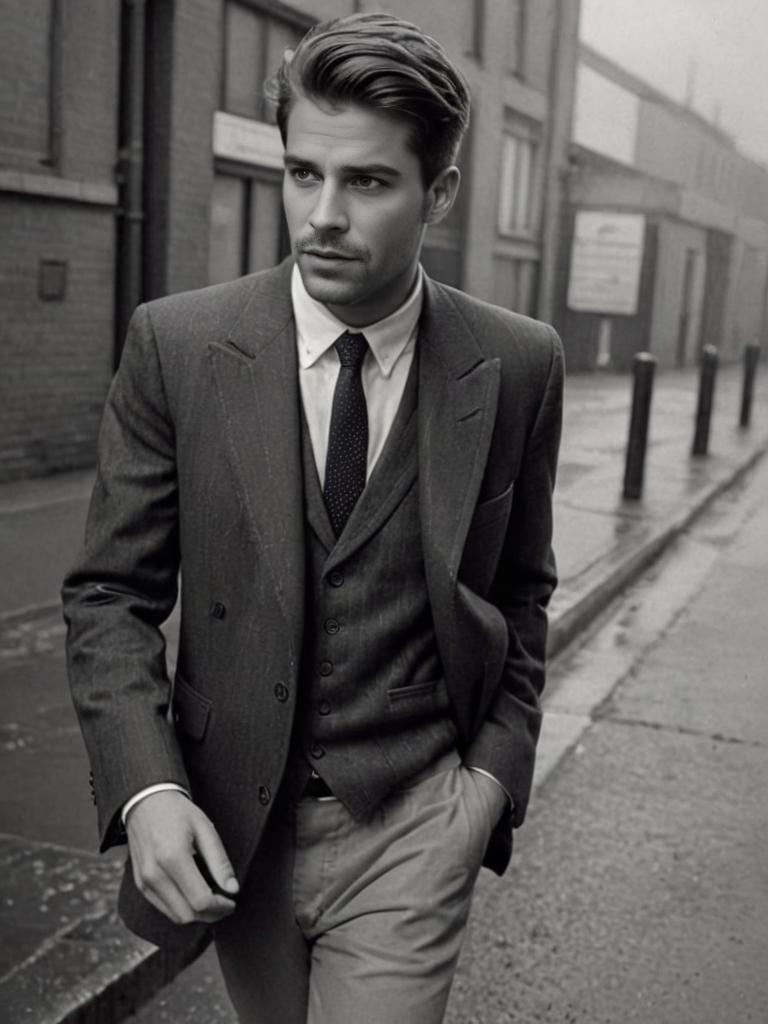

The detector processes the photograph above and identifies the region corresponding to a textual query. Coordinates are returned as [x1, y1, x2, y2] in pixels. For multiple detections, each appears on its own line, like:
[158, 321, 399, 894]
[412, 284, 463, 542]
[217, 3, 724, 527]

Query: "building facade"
[0, 0, 579, 481]
[555, 45, 768, 372]
[0, 0, 119, 480]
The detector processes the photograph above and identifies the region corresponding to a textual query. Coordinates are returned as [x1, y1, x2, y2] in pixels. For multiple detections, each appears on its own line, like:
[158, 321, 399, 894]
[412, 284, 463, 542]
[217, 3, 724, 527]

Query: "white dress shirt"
[292, 262, 422, 486]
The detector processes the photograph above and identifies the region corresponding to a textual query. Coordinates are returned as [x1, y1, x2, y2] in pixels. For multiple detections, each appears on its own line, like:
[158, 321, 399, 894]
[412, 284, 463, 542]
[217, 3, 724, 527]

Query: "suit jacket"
[62, 259, 563, 948]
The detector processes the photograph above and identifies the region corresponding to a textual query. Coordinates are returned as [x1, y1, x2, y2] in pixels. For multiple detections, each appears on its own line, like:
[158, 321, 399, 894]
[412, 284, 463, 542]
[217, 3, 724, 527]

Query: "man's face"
[283, 96, 457, 326]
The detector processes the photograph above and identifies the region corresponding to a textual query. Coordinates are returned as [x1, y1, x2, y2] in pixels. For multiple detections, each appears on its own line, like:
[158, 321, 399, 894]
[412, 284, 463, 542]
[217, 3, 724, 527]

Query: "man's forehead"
[285, 97, 414, 157]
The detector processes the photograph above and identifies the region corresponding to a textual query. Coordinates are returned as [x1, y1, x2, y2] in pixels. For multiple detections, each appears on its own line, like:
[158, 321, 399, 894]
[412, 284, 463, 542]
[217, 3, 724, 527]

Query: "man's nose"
[309, 182, 349, 233]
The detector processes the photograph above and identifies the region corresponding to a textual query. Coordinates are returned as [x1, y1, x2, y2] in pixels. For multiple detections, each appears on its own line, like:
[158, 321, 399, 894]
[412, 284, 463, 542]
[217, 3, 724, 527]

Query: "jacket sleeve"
[462, 326, 564, 829]
[61, 303, 189, 852]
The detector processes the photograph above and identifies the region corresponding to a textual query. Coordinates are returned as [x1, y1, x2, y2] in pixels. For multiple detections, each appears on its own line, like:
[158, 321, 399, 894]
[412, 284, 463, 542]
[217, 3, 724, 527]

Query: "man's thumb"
[193, 818, 240, 895]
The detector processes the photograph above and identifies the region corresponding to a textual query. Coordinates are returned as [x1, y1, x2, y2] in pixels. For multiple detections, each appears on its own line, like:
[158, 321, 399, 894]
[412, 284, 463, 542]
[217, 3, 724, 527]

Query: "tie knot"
[335, 332, 368, 369]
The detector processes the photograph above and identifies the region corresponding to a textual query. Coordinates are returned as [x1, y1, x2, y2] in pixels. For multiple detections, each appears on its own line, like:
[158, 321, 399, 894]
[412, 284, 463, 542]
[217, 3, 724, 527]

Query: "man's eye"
[291, 168, 317, 184]
[352, 176, 382, 190]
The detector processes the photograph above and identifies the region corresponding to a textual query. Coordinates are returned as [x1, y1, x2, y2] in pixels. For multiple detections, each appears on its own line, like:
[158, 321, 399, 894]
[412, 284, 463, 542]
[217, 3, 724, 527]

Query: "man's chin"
[298, 263, 360, 308]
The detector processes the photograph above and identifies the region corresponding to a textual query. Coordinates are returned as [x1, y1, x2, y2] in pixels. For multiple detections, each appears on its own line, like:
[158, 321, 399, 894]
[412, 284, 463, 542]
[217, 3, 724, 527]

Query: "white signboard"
[212, 111, 284, 170]
[567, 211, 645, 315]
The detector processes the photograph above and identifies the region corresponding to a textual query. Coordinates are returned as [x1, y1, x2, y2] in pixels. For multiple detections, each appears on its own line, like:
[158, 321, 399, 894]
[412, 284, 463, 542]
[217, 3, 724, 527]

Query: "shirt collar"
[291, 263, 423, 378]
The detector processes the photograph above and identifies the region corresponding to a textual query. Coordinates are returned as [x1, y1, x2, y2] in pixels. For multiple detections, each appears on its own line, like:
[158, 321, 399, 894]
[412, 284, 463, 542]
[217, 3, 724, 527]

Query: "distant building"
[554, 44, 768, 371]
[0, 0, 580, 482]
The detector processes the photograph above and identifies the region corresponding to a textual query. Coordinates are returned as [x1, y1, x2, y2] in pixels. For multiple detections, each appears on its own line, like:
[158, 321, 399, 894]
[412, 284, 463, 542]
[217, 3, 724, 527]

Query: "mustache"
[297, 235, 368, 260]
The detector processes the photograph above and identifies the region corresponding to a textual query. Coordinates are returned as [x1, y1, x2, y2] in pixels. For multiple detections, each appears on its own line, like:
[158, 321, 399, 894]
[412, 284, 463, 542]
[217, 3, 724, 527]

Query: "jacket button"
[324, 618, 340, 635]
[328, 570, 344, 587]
[310, 742, 325, 759]
[258, 785, 271, 805]
[274, 682, 289, 702]
[319, 660, 333, 677]
[211, 601, 227, 620]
[318, 699, 331, 716]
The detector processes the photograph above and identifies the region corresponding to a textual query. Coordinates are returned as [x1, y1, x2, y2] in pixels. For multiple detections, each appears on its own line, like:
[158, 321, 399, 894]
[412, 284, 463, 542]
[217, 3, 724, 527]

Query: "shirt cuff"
[121, 783, 191, 828]
[464, 766, 514, 809]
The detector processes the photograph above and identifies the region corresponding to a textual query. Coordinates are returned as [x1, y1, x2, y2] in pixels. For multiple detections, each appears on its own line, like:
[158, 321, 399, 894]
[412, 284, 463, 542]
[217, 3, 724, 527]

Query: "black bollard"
[623, 352, 657, 501]
[692, 345, 719, 456]
[739, 343, 760, 429]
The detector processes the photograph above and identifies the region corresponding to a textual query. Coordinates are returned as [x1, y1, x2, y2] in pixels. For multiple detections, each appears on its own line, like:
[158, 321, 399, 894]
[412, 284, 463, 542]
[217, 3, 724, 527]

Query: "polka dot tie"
[323, 331, 369, 537]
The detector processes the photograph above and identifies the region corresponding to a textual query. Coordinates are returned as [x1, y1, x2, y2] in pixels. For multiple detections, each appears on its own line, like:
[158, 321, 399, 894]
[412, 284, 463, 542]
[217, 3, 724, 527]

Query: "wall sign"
[212, 111, 283, 170]
[567, 211, 645, 315]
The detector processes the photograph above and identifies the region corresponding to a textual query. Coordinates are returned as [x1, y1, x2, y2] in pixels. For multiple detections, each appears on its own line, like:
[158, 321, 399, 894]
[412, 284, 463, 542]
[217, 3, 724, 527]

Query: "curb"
[2, 910, 208, 1024]
[548, 441, 768, 659]
[11, 437, 768, 1024]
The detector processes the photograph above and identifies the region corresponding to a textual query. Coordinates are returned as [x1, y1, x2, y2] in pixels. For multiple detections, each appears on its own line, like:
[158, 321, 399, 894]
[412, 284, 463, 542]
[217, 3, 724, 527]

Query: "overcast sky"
[579, 0, 768, 167]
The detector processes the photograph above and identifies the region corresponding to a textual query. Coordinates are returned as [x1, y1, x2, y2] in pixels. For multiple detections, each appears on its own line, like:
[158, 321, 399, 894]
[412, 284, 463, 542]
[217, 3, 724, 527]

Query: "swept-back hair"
[265, 12, 470, 186]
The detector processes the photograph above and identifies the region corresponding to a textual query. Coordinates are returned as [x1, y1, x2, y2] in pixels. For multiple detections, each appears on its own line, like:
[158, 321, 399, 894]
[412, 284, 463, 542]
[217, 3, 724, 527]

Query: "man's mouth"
[302, 249, 355, 260]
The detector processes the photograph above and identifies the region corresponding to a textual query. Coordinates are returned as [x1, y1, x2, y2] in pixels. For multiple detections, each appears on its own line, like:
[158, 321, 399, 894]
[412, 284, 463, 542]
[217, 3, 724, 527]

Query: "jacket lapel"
[418, 276, 501, 616]
[207, 262, 305, 656]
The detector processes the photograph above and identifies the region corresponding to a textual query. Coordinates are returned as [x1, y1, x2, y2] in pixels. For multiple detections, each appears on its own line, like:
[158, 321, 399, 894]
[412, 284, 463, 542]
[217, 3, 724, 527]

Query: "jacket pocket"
[468, 480, 514, 533]
[388, 679, 438, 702]
[172, 674, 212, 741]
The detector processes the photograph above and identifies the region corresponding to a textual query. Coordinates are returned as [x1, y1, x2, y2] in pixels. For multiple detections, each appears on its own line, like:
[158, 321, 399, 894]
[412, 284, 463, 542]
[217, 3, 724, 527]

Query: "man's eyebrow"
[283, 154, 402, 178]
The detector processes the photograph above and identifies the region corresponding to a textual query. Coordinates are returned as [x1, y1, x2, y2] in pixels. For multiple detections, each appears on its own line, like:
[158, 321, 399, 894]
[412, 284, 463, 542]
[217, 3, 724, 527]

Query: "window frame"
[0, 0, 62, 169]
[220, 0, 313, 122]
[209, 160, 289, 284]
[497, 117, 542, 239]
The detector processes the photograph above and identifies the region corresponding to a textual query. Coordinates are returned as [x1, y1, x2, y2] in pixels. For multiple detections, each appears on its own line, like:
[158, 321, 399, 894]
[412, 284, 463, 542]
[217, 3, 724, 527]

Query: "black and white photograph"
[1, 2, 766, 1021]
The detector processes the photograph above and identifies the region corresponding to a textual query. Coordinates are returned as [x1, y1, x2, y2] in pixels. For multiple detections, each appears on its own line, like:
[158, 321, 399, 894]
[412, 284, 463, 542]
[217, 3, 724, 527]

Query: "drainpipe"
[537, 0, 580, 324]
[115, 0, 147, 366]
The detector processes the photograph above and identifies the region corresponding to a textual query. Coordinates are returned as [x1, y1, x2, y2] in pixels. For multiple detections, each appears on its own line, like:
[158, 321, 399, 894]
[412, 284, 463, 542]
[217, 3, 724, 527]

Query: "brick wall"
[0, 197, 115, 480]
[0, 0, 119, 480]
[158, 0, 222, 297]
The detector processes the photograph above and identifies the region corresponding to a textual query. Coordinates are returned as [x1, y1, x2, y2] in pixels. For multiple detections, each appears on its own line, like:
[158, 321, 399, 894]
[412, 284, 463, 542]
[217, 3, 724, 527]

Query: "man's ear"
[423, 166, 461, 225]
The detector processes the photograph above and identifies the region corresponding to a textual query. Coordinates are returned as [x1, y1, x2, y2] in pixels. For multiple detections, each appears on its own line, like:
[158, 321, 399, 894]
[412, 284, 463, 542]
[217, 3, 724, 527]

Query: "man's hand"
[463, 768, 509, 829]
[126, 790, 240, 925]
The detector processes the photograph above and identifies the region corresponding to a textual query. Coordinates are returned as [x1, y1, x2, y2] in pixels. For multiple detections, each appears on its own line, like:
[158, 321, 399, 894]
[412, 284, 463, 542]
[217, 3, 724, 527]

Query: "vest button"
[210, 601, 227, 620]
[328, 570, 344, 587]
[273, 682, 289, 702]
[319, 660, 333, 677]
[258, 785, 271, 805]
[310, 742, 325, 759]
[324, 618, 340, 635]
[318, 699, 331, 716]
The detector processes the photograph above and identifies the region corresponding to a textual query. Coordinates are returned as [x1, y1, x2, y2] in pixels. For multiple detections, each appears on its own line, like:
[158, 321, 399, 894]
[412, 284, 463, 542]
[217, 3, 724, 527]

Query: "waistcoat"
[286, 357, 458, 818]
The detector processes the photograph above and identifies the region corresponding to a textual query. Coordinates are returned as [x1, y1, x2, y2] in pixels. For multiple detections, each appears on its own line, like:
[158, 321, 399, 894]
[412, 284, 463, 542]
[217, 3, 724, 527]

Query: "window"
[0, 0, 61, 167]
[493, 256, 538, 316]
[498, 128, 540, 236]
[209, 172, 287, 284]
[222, 2, 307, 123]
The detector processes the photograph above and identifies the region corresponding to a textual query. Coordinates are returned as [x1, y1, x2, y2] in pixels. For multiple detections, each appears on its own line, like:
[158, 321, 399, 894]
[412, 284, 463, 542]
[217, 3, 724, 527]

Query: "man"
[63, 12, 563, 1023]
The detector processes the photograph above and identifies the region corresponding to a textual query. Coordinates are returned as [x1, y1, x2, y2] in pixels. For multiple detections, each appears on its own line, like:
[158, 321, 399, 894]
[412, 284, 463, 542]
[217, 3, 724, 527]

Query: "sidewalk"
[1, 360, 766, 1023]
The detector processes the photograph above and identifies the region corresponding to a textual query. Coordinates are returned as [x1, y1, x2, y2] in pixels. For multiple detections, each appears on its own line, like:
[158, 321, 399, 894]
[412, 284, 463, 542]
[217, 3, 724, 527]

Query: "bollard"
[692, 345, 719, 456]
[739, 343, 760, 429]
[623, 352, 657, 501]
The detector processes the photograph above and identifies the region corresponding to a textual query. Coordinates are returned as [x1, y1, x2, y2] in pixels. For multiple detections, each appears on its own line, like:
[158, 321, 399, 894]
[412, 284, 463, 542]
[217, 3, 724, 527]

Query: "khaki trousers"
[213, 756, 499, 1023]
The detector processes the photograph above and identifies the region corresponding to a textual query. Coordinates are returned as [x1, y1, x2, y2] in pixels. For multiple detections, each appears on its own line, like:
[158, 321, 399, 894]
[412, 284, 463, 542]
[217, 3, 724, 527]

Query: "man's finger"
[168, 848, 238, 922]
[131, 856, 198, 925]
